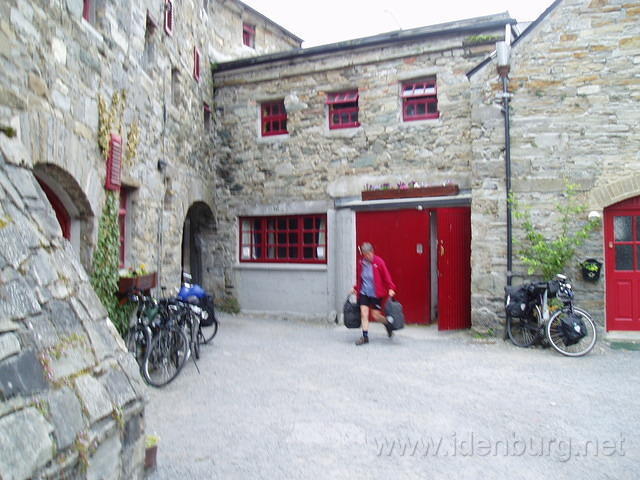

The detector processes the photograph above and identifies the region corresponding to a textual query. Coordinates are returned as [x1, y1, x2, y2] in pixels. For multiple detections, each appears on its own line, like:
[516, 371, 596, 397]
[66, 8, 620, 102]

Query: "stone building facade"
[0, 0, 300, 478]
[469, 0, 640, 331]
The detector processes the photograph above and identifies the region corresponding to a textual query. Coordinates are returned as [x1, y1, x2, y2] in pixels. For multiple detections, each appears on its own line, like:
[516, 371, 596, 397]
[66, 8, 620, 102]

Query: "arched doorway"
[604, 195, 640, 331]
[34, 164, 94, 269]
[182, 202, 216, 287]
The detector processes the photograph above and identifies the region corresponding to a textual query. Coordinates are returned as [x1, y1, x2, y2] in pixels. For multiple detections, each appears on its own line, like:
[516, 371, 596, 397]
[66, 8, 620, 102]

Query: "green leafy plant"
[90, 191, 134, 336]
[510, 183, 600, 280]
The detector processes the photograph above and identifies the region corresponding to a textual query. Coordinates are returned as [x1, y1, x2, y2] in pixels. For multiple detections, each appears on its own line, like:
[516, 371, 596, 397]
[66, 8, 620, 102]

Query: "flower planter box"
[580, 259, 602, 282]
[118, 272, 157, 294]
[361, 184, 459, 201]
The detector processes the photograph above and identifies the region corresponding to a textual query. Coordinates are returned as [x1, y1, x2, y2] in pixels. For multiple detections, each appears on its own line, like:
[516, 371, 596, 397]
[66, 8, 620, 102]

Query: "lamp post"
[496, 41, 513, 287]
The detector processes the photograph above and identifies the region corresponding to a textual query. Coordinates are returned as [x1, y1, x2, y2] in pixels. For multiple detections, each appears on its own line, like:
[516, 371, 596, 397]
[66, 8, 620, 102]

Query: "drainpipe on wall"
[496, 41, 513, 287]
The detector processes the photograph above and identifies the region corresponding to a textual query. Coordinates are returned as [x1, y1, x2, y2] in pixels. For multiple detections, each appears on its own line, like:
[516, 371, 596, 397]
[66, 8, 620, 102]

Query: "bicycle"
[124, 290, 155, 372]
[178, 272, 218, 345]
[505, 274, 597, 357]
[142, 300, 190, 387]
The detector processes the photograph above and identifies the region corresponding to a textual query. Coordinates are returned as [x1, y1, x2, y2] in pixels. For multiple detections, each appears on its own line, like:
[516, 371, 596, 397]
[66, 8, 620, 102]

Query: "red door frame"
[36, 178, 71, 240]
[437, 207, 472, 330]
[604, 196, 640, 331]
[356, 209, 431, 324]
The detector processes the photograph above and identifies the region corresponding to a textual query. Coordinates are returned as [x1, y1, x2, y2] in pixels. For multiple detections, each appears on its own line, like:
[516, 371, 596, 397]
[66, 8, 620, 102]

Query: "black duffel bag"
[343, 295, 361, 329]
[384, 297, 405, 330]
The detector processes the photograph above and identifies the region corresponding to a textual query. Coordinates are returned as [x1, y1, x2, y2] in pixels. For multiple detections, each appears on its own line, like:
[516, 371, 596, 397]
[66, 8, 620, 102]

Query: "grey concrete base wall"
[234, 265, 330, 319]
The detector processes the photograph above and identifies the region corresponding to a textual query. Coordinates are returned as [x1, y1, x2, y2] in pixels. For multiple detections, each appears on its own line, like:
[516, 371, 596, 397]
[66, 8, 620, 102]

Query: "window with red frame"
[239, 215, 327, 263]
[193, 47, 201, 82]
[118, 188, 128, 268]
[164, 0, 174, 35]
[327, 90, 360, 129]
[83, 0, 96, 24]
[401, 78, 439, 121]
[243, 23, 255, 48]
[261, 100, 287, 136]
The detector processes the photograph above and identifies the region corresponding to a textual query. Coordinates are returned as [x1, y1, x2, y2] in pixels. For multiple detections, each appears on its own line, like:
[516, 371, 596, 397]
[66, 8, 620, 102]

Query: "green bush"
[510, 183, 600, 281]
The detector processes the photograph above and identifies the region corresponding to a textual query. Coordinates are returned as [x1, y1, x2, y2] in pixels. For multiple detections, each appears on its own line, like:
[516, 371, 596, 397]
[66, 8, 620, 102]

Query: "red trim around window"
[119, 188, 127, 268]
[164, 0, 174, 35]
[243, 22, 255, 48]
[105, 134, 122, 191]
[193, 47, 201, 82]
[239, 215, 327, 264]
[402, 79, 440, 121]
[327, 90, 360, 129]
[37, 179, 71, 240]
[261, 100, 288, 136]
[83, 0, 91, 21]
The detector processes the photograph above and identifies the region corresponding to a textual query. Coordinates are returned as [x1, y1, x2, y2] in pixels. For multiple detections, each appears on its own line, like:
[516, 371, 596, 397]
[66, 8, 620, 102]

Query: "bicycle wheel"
[189, 312, 200, 360]
[125, 324, 150, 370]
[143, 325, 189, 387]
[507, 305, 542, 348]
[199, 304, 218, 344]
[546, 307, 597, 357]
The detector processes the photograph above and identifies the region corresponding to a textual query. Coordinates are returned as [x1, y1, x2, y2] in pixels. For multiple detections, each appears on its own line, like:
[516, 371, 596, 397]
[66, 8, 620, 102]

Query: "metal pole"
[502, 75, 513, 287]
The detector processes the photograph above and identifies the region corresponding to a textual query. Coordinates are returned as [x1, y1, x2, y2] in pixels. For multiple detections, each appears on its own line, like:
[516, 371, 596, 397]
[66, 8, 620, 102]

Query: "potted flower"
[580, 258, 602, 282]
[118, 264, 157, 294]
[144, 434, 160, 471]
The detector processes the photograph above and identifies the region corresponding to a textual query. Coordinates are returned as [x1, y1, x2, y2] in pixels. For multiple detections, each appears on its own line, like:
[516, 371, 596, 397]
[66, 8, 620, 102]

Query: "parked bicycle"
[505, 274, 597, 356]
[177, 272, 218, 345]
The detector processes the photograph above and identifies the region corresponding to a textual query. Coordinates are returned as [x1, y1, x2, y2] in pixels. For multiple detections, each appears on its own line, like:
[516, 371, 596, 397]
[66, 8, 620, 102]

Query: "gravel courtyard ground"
[145, 314, 640, 479]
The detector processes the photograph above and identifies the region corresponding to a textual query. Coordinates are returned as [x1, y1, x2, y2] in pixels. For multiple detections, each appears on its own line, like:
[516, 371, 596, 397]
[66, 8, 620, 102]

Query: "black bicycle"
[505, 274, 597, 356]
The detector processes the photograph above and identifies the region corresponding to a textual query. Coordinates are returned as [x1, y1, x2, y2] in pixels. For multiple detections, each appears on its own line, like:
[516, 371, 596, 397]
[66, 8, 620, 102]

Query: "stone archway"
[181, 202, 216, 289]
[33, 163, 95, 270]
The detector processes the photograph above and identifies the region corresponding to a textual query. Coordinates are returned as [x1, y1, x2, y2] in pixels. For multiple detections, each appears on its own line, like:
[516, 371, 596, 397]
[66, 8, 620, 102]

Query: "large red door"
[605, 197, 640, 331]
[356, 209, 430, 324]
[437, 207, 471, 330]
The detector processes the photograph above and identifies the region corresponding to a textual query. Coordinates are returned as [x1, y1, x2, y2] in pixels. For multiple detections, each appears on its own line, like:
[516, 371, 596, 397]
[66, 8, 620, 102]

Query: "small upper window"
[261, 100, 288, 137]
[243, 23, 256, 48]
[83, 0, 96, 24]
[193, 47, 201, 82]
[204, 102, 211, 130]
[164, 0, 174, 36]
[401, 78, 439, 121]
[326, 90, 360, 129]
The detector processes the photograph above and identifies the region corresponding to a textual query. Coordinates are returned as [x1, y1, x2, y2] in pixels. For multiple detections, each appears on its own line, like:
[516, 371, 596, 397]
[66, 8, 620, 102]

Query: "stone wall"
[212, 18, 508, 308]
[469, 0, 640, 330]
[0, 0, 300, 298]
[0, 135, 147, 479]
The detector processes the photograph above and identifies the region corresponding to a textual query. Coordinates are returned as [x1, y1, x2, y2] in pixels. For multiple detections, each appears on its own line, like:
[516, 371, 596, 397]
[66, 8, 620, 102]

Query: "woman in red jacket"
[352, 242, 396, 345]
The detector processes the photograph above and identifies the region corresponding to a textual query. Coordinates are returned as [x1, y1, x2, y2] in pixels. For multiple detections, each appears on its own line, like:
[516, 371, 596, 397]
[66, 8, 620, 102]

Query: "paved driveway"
[146, 314, 639, 479]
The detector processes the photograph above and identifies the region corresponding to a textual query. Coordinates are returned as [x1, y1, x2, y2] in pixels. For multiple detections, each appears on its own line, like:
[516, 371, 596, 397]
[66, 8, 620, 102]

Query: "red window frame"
[327, 90, 360, 129]
[164, 0, 174, 35]
[105, 133, 122, 191]
[83, 0, 93, 22]
[261, 100, 288, 136]
[401, 79, 439, 121]
[239, 215, 327, 264]
[118, 188, 127, 268]
[204, 102, 211, 129]
[193, 46, 201, 82]
[243, 22, 255, 48]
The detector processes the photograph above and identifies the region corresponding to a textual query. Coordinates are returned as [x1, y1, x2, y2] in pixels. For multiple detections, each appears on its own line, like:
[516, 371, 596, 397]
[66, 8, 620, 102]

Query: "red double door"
[605, 196, 640, 331]
[355, 207, 470, 329]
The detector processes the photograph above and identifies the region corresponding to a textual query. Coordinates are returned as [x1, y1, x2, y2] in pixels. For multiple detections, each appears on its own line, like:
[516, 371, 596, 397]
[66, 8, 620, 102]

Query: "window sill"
[399, 117, 442, 128]
[257, 133, 290, 144]
[235, 263, 328, 272]
[323, 126, 361, 138]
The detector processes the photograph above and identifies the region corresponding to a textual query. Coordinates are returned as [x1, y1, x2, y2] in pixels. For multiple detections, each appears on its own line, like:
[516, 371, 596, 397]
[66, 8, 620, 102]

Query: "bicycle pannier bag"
[505, 285, 530, 318]
[343, 295, 361, 329]
[384, 298, 405, 330]
[560, 313, 587, 346]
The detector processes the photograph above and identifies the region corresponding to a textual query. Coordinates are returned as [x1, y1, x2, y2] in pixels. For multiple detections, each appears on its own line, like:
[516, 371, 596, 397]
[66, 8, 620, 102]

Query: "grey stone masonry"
[469, 0, 640, 331]
[0, 133, 147, 478]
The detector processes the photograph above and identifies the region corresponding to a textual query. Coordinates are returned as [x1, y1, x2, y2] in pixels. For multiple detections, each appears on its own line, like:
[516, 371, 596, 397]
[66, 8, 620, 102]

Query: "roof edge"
[235, 0, 304, 44]
[215, 14, 516, 74]
[466, 0, 563, 79]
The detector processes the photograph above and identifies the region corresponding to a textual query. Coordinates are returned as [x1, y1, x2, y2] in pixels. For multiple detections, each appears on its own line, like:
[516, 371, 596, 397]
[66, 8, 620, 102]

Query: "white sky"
[241, 0, 555, 47]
